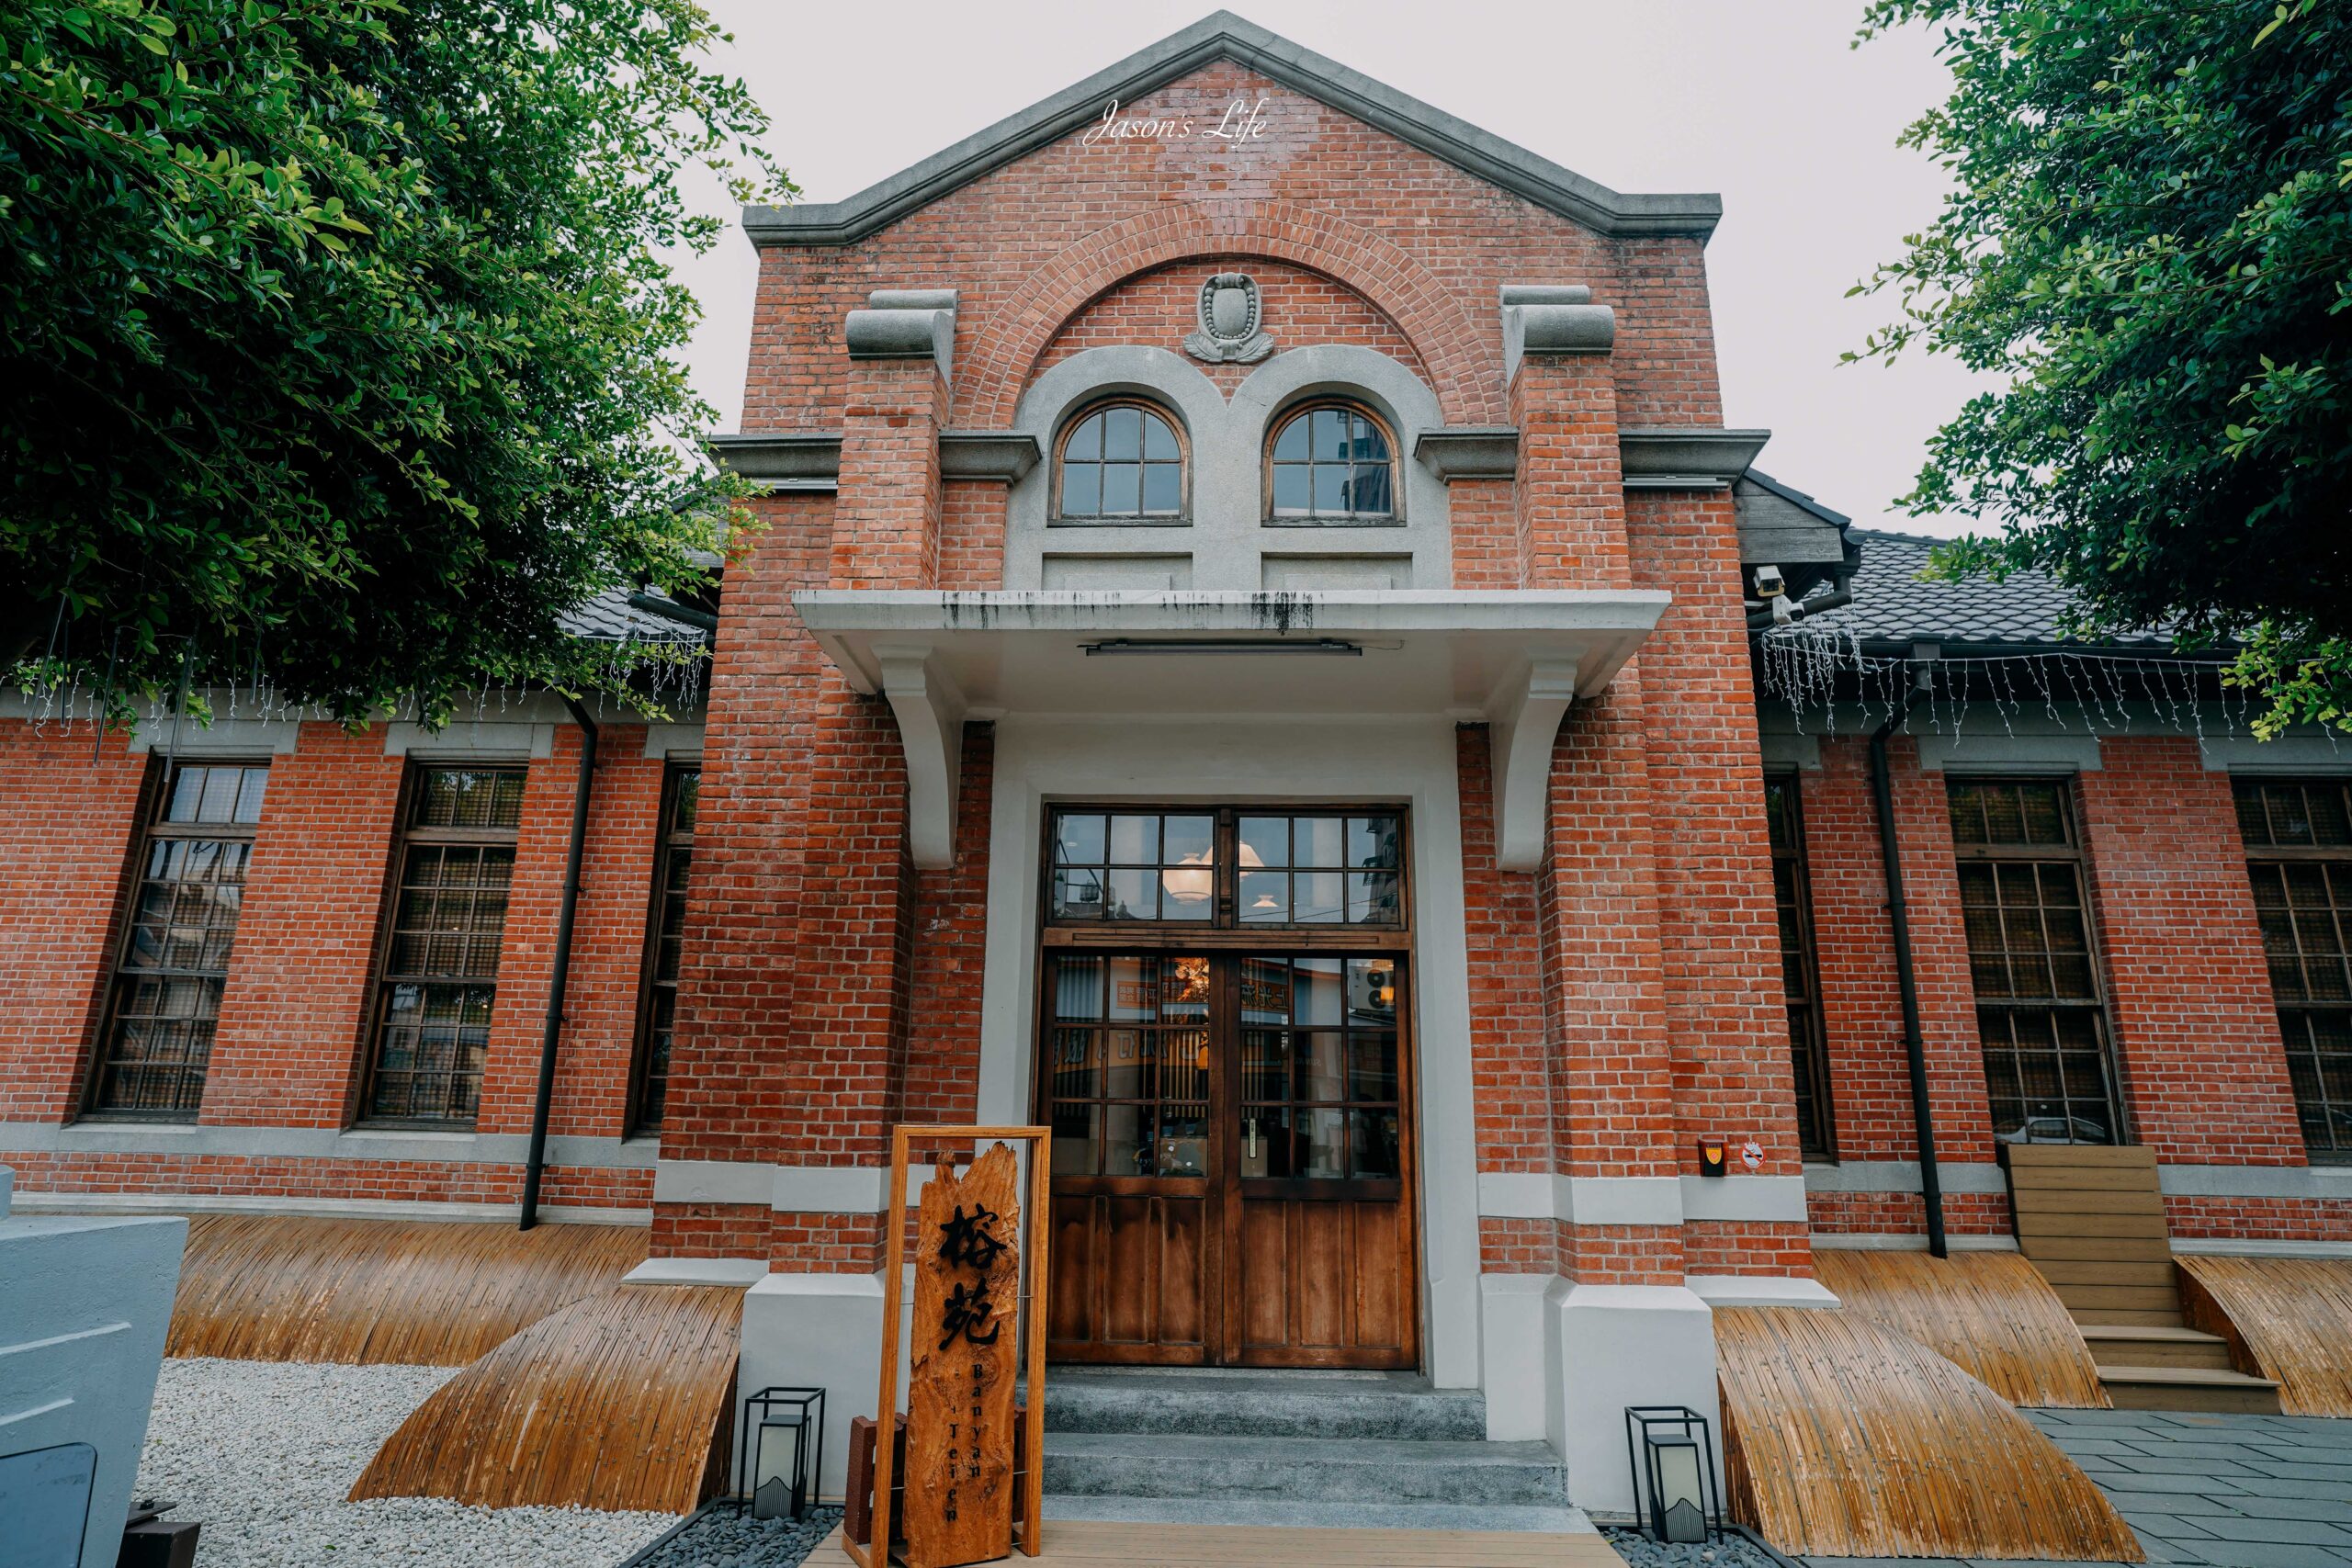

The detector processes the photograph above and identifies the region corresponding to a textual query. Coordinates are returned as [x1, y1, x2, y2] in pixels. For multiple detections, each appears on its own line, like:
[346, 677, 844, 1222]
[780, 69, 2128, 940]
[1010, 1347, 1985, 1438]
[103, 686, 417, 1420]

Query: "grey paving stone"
[2053, 1410, 2198, 1427]
[2246, 1478, 2352, 1502]
[2177, 1545, 2352, 1568]
[2216, 1521, 2352, 1547]
[2246, 1461, 2352, 1483]
[2099, 1476, 2256, 1505]
[2111, 1455, 2267, 1478]
[2101, 1489, 2245, 1517]
[2256, 1501, 2352, 1526]
[2062, 1438, 2169, 1455]
[2133, 1443, 2302, 1463]
[2120, 1512, 2217, 1541]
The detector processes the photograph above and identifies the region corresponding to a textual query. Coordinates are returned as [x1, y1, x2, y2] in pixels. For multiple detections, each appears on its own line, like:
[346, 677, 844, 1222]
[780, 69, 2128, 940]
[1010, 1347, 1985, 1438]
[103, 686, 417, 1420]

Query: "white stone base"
[737, 1269, 915, 1501]
[1550, 1281, 1720, 1517]
[1685, 1274, 1840, 1309]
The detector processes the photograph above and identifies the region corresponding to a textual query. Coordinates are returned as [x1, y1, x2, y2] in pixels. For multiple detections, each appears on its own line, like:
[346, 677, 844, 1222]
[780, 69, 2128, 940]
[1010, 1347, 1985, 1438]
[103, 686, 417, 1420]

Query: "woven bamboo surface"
[2177, 1254, 2352, 1417]
[1716, 1306, 2143, 1562]
[349, 1283, 741, 1513]
[1814, 1247, 2109, 1408]
[166, 1214, 648, 1364]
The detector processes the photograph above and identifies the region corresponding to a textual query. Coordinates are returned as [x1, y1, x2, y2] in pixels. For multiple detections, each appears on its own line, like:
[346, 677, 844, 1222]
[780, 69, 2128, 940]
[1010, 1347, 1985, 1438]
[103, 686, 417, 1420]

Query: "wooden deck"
[814, 1520, 1620, 1567]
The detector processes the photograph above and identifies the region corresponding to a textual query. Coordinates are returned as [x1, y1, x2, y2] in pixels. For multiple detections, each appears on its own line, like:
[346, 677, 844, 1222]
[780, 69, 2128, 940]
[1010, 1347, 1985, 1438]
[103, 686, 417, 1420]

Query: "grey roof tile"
[1796, 529, 2175, 650]
[559, 586, 712, 646]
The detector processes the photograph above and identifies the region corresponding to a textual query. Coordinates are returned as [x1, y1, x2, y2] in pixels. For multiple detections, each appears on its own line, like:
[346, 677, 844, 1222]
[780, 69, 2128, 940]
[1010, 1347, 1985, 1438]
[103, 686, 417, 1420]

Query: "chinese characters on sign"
[903, 1143, 1022, 1568]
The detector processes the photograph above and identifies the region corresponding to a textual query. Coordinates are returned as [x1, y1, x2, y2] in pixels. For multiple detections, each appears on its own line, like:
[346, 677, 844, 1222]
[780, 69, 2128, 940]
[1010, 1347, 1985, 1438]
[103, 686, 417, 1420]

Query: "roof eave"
[743, 11, 1721, 248]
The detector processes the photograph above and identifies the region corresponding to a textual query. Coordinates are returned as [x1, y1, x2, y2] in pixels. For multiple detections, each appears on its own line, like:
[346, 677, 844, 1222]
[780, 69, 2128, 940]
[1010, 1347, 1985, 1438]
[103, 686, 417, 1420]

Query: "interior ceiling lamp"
[1163, 850, 1215, 905]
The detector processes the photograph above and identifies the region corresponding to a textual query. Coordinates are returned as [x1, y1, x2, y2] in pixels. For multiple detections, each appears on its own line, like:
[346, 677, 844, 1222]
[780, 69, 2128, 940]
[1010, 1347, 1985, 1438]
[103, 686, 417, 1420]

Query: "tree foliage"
[1855, 0, 2352, 732]
[1, 0, 790, 724]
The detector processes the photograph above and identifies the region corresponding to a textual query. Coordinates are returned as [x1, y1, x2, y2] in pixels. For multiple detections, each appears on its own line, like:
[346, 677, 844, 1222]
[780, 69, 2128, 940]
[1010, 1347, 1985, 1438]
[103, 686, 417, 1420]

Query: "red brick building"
[4, 13, 2346, 1514]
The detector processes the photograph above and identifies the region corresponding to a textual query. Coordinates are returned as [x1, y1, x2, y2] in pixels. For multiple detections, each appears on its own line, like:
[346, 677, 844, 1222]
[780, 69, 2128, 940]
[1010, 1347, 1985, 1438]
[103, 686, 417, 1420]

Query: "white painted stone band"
[1811, 1231, 2018, 1252]
[650, 1160, 944, 1215]
[2158, 1164, 2352, 1201]
[2173, 1237, 2352, 1258]
[10, 1190, 649, 1225]
[1807, 1159, 2352, 1202]
[0, 1122, 656, 1168]
[1804, 1159, 2009, 1196]
[1475, 1171, 1808, 1225]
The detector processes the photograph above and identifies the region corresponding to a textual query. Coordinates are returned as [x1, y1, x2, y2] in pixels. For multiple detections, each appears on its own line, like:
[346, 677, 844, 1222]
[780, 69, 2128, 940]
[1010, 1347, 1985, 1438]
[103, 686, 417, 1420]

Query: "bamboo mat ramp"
[350, 1283, 741, 1513]
[1813, 1247, 2109, 1407]
[2177, 1254, 2352, 1416]
[813, 1519, 1621, 1566]
[166, 1213, 648, 1364]
[1715, 1306, 2143, 1562]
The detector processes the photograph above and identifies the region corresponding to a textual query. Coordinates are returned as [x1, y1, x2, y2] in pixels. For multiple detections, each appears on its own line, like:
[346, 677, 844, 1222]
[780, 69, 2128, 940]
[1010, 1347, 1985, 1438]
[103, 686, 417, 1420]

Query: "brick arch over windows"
[965, 200, 1502, 427]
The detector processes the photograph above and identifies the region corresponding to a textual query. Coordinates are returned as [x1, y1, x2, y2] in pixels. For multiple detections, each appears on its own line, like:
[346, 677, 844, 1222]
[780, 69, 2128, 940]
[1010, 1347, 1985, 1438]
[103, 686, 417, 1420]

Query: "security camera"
[1752, 565, 1787, 599]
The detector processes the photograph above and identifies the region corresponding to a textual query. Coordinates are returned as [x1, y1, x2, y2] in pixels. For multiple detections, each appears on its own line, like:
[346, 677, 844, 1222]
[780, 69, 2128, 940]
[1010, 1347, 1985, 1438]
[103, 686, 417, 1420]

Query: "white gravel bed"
[139, 1358, 677, 1567]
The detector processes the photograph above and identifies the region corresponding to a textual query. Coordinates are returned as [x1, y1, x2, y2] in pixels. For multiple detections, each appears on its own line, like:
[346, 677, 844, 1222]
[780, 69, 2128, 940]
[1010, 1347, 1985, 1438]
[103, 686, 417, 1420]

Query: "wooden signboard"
[904, 1143, 1021, 1567]
[847, 1125, 1049, 1568]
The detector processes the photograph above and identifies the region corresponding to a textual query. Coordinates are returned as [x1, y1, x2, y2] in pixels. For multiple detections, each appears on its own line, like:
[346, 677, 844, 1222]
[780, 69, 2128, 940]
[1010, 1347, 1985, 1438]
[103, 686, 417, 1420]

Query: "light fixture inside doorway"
[1164, 849, 1214, 906]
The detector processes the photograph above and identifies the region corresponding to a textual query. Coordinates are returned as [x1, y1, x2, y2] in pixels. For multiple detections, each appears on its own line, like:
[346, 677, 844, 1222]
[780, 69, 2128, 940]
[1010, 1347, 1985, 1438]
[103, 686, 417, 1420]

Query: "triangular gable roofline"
[743, 11, 1723, 246]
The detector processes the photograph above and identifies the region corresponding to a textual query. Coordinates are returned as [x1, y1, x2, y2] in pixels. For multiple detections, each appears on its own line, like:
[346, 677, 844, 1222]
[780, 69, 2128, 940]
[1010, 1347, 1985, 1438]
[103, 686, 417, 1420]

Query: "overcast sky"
[674, 0, 1993, 536]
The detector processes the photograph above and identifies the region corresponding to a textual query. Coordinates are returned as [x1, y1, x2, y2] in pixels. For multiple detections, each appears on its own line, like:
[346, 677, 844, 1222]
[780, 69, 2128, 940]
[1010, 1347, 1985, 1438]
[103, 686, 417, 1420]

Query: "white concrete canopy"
[794, 590, 1668, 868]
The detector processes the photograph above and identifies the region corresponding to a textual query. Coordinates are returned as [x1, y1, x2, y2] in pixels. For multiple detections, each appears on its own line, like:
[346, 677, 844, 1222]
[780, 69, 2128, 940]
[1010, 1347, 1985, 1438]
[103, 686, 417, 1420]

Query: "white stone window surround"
[1009, 344, 1452, 592]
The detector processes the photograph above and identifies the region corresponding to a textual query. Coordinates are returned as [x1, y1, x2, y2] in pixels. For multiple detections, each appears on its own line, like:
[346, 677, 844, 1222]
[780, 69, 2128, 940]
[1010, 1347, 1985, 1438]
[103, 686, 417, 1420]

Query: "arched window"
[1267, 401, 1396, 522]
[1055, 400, 1184, 521]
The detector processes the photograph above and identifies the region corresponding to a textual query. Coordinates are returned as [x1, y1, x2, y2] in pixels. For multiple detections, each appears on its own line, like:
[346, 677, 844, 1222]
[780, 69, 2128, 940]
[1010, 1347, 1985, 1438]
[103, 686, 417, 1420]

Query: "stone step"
[1038, 1368, 1486, 1441]
[1042, 1493, 1595, 1534]
[2079, 1324, 2235, 1373]
[2098, 1363, 2281, 1416]
[1041, 1431, 1570, 1507]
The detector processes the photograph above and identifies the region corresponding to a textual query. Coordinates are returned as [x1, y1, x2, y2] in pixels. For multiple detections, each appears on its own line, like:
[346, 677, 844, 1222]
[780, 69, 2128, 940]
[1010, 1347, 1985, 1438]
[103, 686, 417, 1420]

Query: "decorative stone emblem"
[1183, 272, 1274, 364]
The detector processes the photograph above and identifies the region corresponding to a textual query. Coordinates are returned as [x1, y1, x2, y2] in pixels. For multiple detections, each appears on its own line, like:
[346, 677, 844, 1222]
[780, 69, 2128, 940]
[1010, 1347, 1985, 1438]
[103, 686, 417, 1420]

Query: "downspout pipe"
[521, 694, 599, 1231]
[1868, 659, 1948, 1258]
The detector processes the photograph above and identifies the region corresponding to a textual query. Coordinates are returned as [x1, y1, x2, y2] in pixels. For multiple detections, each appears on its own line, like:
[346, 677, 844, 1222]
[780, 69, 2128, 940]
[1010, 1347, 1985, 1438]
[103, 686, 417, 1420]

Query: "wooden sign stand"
[843, 1124, 1051, 1568]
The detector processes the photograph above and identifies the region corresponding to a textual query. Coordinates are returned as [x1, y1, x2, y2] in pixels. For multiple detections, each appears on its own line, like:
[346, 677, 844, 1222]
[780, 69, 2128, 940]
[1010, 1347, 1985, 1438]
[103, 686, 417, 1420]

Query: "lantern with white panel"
[1624, 1405, 1721, 1544]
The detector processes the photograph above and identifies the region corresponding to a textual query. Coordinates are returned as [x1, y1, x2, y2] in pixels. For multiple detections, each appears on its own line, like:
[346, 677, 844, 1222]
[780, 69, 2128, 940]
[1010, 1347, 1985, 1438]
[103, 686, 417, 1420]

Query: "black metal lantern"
[738, 1386, 826, 1521]
[1623, 1404, 1722, 1543]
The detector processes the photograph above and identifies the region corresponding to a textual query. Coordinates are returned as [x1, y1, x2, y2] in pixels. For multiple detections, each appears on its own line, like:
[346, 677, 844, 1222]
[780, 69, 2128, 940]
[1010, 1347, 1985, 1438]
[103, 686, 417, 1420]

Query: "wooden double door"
[1039, 950, 1419, 1368]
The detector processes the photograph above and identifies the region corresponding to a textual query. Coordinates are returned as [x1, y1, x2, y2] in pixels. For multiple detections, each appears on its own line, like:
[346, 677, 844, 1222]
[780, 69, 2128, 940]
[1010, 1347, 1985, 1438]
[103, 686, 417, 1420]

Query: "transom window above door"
[1048, 807, 1406, 929]
[1055, 400, 1184, 522]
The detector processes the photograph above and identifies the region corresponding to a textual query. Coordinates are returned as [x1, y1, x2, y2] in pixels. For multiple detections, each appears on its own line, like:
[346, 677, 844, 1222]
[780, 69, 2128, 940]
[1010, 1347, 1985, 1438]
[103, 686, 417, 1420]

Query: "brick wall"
[1037, 257, 1427, 395]
[2076, 739, 2305, 1165]
[0, 724, 150, 1122]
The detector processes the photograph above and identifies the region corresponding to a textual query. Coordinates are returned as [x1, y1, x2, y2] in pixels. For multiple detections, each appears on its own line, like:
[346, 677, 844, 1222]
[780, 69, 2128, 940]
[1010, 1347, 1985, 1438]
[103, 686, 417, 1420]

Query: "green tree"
[1, 0, 789, 725]
[1854, 0, 2352, 732]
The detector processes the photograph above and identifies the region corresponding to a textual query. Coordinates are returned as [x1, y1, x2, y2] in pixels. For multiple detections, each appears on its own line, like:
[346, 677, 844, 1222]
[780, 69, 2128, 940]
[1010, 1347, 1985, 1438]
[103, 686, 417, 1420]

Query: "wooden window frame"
[356, 763, 528, 1128]
[1766, 772, 1837, 1160]
[628, 761, 699, 1134]
[1049, 397, 1190, 526]
[83, 757, 271, 1122]
[1948, 774, 2127, 1146]
[1040, 805, 1412, 949]
[2233, 775, 2352, 1163]
[1262, 399, 1401, 527]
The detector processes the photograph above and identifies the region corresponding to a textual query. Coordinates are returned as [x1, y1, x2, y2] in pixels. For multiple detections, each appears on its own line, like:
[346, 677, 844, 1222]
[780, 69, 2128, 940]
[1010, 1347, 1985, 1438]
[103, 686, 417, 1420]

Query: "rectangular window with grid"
[363, 767, 526, 1124]
[1948, 777, 2120, 1145]
[87, 761, 269, 1117]
[1766, 774, 1836, 1158]
[2233, 777, 2352, 1162]
[632, 763, 698, 1130]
